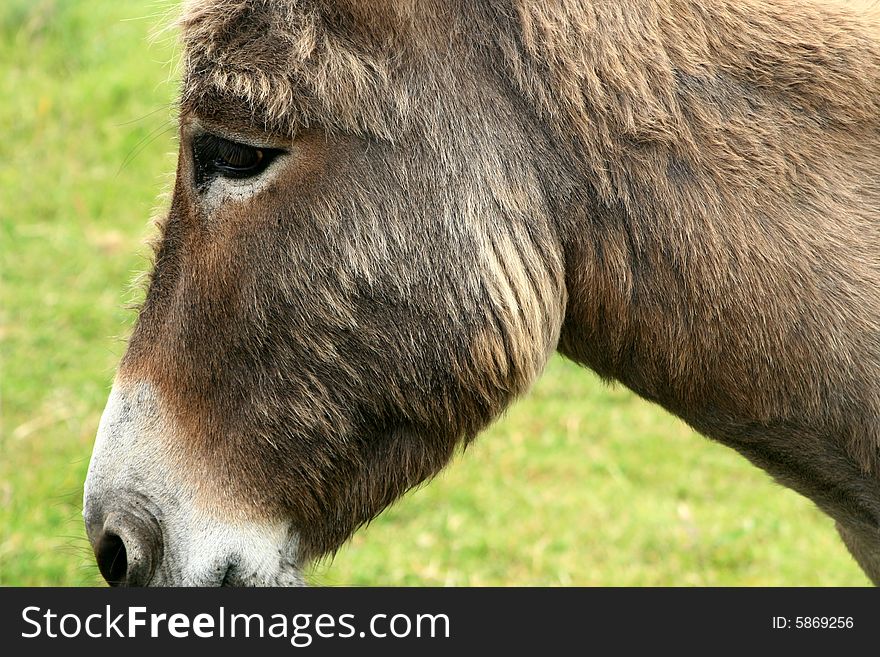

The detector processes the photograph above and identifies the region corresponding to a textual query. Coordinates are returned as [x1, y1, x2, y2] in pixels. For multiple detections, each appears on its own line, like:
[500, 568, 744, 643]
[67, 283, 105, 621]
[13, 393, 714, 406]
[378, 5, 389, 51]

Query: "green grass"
[0, 0, 868, 587]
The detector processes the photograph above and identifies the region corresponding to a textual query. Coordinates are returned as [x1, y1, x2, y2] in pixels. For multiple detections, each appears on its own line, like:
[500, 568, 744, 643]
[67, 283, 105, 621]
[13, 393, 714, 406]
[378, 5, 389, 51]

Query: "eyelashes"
[192, 133, 284, 187]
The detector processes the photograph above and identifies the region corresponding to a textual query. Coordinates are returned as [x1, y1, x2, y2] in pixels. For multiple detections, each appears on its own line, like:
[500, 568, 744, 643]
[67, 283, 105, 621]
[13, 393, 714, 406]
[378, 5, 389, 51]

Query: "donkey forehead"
[178, 0, 413, 138]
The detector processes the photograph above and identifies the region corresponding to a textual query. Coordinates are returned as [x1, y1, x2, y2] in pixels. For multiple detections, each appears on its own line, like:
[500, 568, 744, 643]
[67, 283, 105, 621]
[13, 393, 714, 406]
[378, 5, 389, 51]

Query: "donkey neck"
[522, 0, 880, 415]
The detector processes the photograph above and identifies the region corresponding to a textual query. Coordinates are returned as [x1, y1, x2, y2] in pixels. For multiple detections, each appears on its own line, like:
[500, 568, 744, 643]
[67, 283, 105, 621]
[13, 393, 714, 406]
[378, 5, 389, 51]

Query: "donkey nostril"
[95, 532, 128, 586]
[88, 509, 162, 587]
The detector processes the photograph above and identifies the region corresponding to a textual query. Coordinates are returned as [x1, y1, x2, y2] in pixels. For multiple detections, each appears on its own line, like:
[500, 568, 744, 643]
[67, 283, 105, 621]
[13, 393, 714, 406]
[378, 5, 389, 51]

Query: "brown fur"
[117, 0, 880, 580]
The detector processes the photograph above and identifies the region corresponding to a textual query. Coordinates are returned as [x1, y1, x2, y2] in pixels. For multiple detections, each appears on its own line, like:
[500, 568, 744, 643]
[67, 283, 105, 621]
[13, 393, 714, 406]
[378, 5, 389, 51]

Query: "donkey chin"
[83, 382, 304, 587]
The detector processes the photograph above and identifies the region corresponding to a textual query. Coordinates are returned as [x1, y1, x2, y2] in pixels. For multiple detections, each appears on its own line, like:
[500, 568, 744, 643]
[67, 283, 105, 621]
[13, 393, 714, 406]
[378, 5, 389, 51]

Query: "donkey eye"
[192, 134, 282, 186]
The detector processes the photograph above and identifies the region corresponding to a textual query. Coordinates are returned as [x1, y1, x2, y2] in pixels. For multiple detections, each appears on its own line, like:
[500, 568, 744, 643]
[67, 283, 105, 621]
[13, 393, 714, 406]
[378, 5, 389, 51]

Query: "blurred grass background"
[0, 0, 868, 586]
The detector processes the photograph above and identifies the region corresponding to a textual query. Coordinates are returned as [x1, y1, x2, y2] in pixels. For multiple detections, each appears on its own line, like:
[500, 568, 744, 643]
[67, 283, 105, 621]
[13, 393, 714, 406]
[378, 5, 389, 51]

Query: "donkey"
[83, 0, 880, 586]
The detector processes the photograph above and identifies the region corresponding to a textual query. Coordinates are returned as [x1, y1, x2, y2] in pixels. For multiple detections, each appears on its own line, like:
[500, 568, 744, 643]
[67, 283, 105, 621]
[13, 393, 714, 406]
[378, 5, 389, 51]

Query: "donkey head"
[84, 0, 567, 586]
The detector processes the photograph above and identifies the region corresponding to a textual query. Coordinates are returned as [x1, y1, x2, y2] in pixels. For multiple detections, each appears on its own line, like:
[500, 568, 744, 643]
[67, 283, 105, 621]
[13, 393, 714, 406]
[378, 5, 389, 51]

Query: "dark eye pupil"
[216, 139, 263, 170]
[192, 134, 281, 187]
